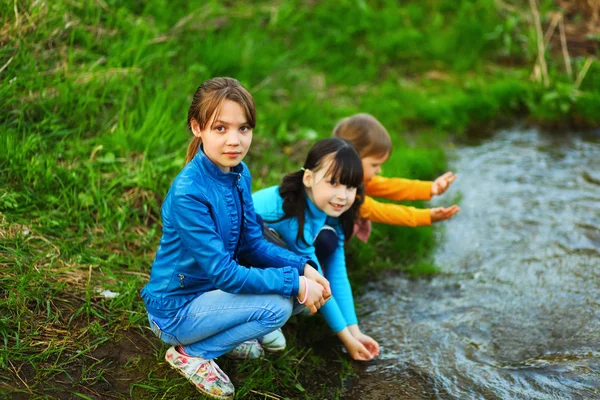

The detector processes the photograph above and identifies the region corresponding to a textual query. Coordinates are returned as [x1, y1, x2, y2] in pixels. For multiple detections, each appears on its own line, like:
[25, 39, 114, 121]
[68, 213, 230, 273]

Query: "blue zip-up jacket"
[141, 150, 310, 318]
[253, 186, 358, 332]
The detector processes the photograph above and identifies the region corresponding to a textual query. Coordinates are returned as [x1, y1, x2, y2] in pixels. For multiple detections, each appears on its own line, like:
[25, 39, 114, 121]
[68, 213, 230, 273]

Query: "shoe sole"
[263, 346, 286, 353]
[225, 352, 265, 359]
[166, 356, 234, 400]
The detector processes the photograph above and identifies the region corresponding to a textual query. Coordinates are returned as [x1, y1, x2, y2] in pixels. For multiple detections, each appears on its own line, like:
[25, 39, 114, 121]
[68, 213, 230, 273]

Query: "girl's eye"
[329, 180, 338, 186]
[240, 126, 250, 133]
[347, 185, 357, 190]
[215, 126, 226, 132]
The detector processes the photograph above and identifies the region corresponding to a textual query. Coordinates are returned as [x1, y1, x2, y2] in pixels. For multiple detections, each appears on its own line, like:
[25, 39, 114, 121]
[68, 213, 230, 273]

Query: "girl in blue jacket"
[253, 137, 381, 361]
[141, 77, 330, 399]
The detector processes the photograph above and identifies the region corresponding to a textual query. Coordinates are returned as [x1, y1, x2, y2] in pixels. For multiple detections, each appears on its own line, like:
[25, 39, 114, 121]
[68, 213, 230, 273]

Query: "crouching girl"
[141, 77, 330, 399]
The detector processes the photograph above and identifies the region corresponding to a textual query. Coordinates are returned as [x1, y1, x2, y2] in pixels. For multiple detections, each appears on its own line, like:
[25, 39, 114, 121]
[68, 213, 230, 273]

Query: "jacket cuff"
[289, 254, 311, 275]
[415, 208, 432, 226]
[283, 266, 300, 297]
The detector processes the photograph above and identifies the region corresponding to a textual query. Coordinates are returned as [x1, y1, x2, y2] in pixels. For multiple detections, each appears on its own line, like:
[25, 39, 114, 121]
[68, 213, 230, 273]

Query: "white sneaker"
[225, 339, 264, 359]
[259, 328, 286, 352]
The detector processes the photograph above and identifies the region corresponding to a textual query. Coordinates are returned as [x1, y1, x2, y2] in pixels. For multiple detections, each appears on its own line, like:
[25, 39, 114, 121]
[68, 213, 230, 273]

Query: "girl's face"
[191, 99, 252, 173]
[303, 156, 358, 217]
[361, 152, 389, 183]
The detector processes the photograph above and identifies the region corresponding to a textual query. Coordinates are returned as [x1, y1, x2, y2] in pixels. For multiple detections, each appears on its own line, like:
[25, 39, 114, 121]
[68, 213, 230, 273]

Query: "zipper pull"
[178, 274, 185, 288]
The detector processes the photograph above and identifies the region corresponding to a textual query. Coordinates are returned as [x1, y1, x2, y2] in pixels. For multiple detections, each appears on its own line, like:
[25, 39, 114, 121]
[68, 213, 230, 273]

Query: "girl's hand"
[303, 264, 331, 300]
[430, 205, 460, 223]
[431, 172, 458, 196]
[352, 332, 380, 357]
[343, 335, 374, 361]
[297, 277, 327, 314]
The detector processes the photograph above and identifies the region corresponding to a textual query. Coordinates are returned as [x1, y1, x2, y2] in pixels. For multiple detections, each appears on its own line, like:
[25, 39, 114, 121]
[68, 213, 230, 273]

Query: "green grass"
[1, 0, 598, 398]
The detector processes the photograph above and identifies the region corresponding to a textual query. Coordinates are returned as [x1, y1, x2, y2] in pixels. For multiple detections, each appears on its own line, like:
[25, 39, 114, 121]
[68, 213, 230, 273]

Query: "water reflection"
[343, 129, 600, 400]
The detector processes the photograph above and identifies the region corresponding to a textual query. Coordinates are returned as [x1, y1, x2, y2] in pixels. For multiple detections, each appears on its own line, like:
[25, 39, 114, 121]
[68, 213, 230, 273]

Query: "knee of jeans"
[263, 295, 293, 328]
[148, 315, 182, 346]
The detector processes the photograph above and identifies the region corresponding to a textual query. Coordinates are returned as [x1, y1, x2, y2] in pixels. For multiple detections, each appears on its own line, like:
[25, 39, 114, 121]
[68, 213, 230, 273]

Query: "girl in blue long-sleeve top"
[253, 137, 381, 361]
[141, 77, 330, 399]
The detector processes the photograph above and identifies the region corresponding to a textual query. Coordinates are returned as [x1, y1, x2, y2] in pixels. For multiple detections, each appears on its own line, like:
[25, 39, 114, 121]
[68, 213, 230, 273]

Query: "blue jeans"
[148, 290, 304, 359]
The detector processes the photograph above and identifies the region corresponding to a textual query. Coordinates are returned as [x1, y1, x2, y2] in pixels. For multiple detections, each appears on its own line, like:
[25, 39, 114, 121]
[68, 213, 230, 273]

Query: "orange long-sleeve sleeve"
[364, 176, 433, 201]
[359, 195, 432, 227]
[359, 176, 433, 227]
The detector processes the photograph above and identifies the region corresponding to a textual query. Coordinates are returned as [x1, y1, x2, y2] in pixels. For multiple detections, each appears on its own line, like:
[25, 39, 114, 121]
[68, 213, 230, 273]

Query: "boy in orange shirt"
[333, 113, 460, 242]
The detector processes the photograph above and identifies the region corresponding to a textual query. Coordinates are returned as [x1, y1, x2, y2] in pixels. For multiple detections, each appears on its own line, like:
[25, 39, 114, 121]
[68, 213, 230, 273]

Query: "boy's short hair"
[332, 113, 392, 158]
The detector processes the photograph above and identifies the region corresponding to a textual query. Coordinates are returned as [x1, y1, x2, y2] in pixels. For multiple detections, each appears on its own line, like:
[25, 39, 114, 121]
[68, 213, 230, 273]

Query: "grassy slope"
[0, 0, 598, 398]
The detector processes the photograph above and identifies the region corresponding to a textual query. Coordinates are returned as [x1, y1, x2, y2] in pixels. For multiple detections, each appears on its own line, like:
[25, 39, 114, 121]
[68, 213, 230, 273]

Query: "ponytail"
[185, 136, 202, 165]
[272, 170, 309, 245]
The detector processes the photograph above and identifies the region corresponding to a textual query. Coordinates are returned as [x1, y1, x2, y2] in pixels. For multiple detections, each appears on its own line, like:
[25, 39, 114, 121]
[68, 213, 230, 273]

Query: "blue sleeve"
[321, 234, 358, 327]
[171, 190, 299, 297]
[301, 246, 355, 333]
[238, 170, 310, 275]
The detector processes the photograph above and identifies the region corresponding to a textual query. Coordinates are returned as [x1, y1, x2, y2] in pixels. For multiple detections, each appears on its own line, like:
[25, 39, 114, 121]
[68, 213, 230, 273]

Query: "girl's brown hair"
[185, 77, 256, 164]
[332, 113, 392, 159]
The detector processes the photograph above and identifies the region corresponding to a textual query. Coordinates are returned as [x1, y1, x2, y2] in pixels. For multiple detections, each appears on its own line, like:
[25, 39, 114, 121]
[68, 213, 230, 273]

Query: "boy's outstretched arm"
[361, 196, 432, 226]
[365, 176, 432, 201]
[366, 172, 458, 200]
[362, 196, 460, 226]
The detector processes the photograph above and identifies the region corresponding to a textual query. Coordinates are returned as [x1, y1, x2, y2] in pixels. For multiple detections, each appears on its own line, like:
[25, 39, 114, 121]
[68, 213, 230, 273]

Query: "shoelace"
[184, 357, 230, 383]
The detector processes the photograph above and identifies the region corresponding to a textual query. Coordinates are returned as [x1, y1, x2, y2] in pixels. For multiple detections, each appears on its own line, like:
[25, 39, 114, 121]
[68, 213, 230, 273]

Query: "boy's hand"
[431, 172, 458, 196]
[430, 205, 460, 222]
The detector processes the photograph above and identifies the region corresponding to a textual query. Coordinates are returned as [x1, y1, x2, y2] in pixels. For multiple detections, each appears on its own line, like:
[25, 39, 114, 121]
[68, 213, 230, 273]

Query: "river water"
[343, 128, 600, 399]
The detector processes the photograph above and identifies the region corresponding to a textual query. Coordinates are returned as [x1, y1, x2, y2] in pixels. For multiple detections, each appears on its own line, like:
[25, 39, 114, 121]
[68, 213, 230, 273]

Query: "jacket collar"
[192, 146, 243, 185]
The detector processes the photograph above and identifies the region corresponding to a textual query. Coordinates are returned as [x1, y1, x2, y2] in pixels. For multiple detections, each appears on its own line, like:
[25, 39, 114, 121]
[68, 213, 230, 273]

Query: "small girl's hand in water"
[352, 332, 380, 357]
[297, 277, 327, 314]
[343, 336, 374, 361]
[430, 205, 460, 222]
[431, 172, 458, 196]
